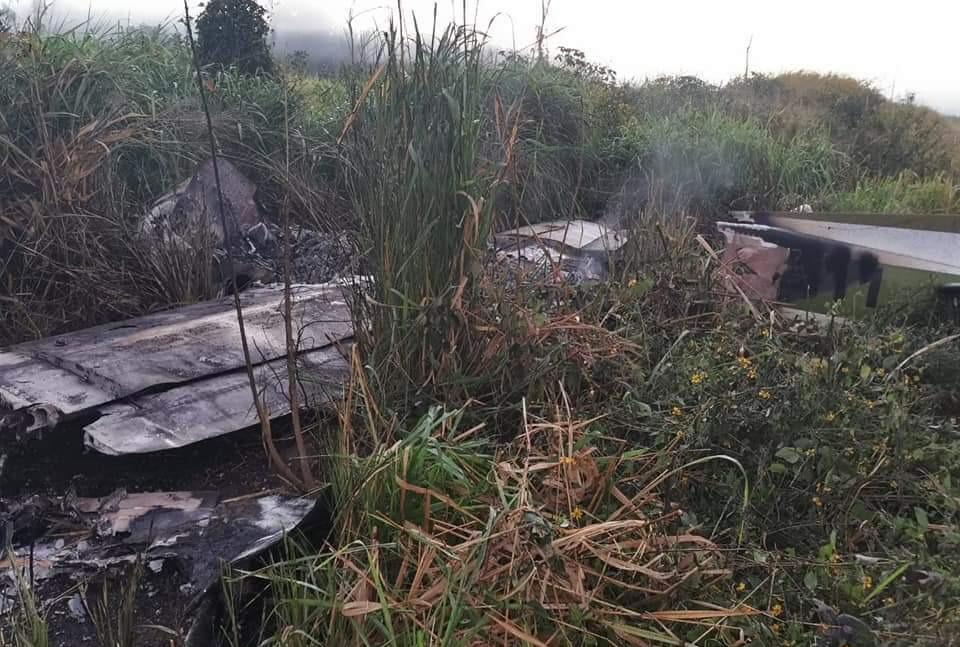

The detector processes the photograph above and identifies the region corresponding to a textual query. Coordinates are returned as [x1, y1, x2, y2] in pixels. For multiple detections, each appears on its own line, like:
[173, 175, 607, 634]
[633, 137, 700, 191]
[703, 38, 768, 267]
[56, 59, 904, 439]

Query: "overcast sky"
[16, 0, 960, 114]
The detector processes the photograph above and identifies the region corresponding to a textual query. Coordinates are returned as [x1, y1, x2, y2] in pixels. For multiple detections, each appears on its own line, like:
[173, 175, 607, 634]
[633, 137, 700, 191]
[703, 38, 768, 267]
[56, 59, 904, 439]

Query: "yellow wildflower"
[690, 371, 707, 385]
[747, 367, 758, 380]
[862, 575, 873, 590]
[559, 456, 575, 465]
[758, 389, 772, 400]
[760, 328, 770, 337]
[771, 623, 781, 634]
[672, 406, 684, 418]
[771, 603, 783, 617]
[737, 356, 752, 369]
[570, 506, 584, 521]
[736, 581, 747, 592]
[823, 411, 837, 422]
[876, 367, 886, 376]
[812, 496, 823, 507]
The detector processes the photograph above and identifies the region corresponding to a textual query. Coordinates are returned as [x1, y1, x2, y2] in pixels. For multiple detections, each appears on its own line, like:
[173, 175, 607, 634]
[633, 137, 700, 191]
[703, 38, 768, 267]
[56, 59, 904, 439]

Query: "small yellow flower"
[812, 496, 823, 507]
[672, 406, 684, 418]
[862, 575, 873, 590]
[627, 278, 638, 288]
[747, 367, 758, 380]
[770, 603, 783, 617]
[758, 389, 772, 400]
[771, 623, 781, 634]
[876, 367, 886, 376]
[570, 506, 584, 521]
[737, 356, 752, 369]
[690, 371, 707, 385]
[736, 581, 747, 592]
[559, 456, 575, 465]
[823, 411, 837, 422]
[760, 328, 770, 338]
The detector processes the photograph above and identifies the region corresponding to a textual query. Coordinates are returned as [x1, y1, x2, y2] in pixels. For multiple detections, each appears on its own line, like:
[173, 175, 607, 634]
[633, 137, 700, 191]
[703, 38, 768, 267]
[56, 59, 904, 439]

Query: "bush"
[859, 102, 958, 177]
[724, 72, 959, 179]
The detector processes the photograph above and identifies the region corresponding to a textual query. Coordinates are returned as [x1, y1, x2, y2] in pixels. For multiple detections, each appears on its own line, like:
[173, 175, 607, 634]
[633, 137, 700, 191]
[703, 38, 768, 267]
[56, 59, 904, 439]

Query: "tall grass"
[823, 171, 960, 213]
[0, 18, 342, 344]
[613, 109, 844, 214]
[3, 552, 48, 647]
[340, 16, 504, 412]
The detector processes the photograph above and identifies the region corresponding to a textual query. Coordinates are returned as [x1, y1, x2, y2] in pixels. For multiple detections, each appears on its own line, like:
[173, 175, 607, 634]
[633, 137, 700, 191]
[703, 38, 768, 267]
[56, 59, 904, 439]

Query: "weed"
[3, 548, 49, 647]
[80, 557, 143, 647]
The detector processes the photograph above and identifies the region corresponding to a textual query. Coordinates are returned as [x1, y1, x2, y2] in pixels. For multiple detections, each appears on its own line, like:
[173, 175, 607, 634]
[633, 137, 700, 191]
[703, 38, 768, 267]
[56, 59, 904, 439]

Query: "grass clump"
[340, 17, 505, 412]
[2, 551, 48, 647]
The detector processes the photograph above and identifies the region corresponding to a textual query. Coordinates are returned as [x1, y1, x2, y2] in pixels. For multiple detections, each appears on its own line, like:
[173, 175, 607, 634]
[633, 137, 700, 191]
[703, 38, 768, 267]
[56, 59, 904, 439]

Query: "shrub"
[725, 72, 959, 179]
[859, 102, 958, 177]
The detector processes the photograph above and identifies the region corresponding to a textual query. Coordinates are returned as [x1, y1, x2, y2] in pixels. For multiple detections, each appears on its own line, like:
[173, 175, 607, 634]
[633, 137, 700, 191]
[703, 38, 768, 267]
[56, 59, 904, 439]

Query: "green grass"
[3, 550, 49, 647]
[613, 109, 844, 214]
[339, 16, 504, 413]
[823, 172, 960, 213]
